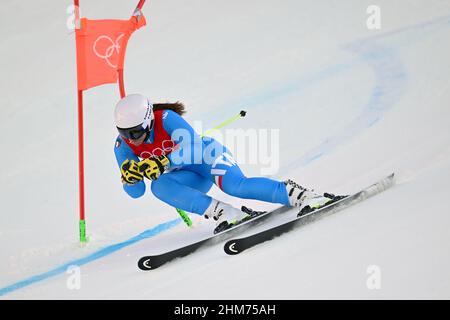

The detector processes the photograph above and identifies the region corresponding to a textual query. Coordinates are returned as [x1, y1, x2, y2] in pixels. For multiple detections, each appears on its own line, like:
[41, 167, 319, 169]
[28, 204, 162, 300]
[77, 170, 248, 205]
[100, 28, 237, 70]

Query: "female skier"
[114, 94, 338, 232]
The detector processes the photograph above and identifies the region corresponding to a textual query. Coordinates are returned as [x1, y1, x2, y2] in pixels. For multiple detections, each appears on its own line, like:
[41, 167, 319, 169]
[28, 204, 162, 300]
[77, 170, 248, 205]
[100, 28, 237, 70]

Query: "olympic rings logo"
[139, 140, 178, 159]
[92, 34, 125, 69]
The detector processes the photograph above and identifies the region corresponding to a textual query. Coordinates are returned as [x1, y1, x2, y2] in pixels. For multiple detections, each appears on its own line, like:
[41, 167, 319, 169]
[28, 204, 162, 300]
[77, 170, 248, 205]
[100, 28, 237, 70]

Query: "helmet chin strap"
[143, 128, 151, 143]
[144, 118, 155, 142]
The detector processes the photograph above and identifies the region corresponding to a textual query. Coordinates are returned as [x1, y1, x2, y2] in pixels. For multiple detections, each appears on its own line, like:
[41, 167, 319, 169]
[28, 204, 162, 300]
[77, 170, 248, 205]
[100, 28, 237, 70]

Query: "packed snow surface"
[1, 0, 450, 299]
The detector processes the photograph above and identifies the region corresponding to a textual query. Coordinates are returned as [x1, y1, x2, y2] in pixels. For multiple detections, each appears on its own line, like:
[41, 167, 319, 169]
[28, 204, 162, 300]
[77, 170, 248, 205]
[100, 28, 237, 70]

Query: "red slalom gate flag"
[75, 15, 146, 91]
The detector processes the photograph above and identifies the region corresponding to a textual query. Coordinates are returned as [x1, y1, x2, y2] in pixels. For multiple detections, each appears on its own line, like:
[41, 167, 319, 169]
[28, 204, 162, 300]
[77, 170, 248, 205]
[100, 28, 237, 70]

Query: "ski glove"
[139, 155, 170, 181]
[120, 159, 144, 185]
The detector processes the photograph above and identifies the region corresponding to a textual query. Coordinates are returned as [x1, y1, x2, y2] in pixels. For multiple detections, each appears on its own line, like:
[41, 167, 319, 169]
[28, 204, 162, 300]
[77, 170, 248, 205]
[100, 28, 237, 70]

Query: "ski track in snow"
[249, 15, 450, 173]
[1, 11, 450, 298]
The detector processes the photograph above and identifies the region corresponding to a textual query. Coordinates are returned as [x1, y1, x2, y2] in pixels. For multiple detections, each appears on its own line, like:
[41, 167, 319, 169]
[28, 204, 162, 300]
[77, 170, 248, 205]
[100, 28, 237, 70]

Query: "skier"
[114, 94, 339, 232]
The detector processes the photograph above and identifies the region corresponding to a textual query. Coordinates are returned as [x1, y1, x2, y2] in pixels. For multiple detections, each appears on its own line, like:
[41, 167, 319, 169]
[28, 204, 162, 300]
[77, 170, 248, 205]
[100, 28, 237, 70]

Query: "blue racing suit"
[114, 110, 289, 215]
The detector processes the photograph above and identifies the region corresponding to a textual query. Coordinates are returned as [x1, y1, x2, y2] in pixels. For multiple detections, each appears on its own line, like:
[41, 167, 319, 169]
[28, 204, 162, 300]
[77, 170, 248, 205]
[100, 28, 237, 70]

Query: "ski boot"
[204, 199, 253, 233]
[284, 179, 347, 216]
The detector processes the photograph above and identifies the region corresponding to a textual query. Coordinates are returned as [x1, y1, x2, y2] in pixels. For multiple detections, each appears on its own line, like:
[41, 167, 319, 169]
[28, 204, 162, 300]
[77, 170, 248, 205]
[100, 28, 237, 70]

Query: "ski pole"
[175, 110, 247, 227]
[176, 208, 193, 227]
[201, 110, 246, 138]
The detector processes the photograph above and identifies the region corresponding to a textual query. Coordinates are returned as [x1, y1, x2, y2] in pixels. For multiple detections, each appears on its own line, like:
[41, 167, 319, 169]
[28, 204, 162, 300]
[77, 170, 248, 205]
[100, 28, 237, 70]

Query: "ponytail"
[153, 102, 186, 116]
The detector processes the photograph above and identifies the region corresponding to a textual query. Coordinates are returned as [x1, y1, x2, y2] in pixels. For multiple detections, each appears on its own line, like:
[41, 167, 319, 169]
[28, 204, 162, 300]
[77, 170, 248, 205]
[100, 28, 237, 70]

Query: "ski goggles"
[117, 119, 154, 140]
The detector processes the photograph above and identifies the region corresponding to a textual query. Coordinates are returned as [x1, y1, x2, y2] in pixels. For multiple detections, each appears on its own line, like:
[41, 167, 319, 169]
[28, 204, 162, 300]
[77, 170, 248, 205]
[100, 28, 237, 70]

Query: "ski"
[137, 205, 293, 270]
[224, 173, 395, 255]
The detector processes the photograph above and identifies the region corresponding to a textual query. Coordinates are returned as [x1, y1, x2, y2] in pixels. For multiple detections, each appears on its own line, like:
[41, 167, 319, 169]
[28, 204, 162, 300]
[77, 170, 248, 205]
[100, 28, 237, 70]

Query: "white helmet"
[114, 94, 154, 140]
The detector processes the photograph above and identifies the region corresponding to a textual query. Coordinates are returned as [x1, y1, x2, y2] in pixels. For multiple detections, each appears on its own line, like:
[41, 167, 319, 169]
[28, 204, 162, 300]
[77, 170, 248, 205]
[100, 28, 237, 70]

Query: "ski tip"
[380, 172, 396, 188]
[138, 256, 155, 271]
[224, 240, 241, 255]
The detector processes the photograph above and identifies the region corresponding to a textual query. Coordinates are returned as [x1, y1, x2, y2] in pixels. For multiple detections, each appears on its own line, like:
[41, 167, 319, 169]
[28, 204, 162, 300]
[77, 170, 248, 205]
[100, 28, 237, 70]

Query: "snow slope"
[1, 0, 450, 299]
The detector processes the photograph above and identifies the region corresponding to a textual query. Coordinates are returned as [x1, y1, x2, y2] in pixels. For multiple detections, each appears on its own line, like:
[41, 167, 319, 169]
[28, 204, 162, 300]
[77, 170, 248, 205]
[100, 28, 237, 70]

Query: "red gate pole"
[136, 0, 146, 11]
[77, 89, 87, 243]
[75, 0, 147, 242]
[74, 0, 87, 243]
[118, 69, 126, 98]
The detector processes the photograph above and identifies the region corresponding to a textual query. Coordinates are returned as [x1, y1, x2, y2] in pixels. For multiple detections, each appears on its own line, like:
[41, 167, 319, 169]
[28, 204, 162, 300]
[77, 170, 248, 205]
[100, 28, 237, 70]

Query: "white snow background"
[0, 0, 450, 299]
